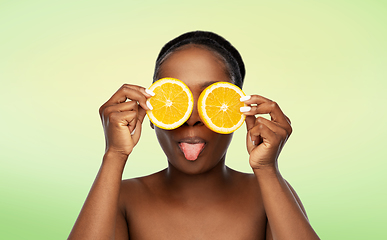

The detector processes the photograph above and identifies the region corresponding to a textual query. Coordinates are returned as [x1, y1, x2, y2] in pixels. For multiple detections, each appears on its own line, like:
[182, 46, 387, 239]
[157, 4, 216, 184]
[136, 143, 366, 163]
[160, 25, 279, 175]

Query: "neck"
[163, 157, 231, 199]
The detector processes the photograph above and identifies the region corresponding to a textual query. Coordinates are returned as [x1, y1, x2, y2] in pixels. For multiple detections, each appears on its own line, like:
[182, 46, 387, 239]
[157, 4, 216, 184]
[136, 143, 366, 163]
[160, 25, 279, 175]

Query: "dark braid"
[153, 31, 245, 89]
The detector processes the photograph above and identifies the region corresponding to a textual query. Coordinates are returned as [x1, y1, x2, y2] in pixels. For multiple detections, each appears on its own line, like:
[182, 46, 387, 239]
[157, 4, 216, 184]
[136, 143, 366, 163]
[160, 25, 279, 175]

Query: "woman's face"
[155, 45, 234, 175]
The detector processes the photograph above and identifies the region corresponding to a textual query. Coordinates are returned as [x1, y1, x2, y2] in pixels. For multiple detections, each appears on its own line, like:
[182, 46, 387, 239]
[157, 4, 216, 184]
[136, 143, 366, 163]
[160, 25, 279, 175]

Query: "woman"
[68, 31, 320, 239]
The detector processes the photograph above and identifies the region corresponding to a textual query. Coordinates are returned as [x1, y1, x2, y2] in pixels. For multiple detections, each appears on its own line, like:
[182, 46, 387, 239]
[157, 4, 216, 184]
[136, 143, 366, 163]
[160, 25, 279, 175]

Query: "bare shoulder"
[227, 167, 260, 191]
[224, 167, 265, 209]
[119, 169, 167, 202]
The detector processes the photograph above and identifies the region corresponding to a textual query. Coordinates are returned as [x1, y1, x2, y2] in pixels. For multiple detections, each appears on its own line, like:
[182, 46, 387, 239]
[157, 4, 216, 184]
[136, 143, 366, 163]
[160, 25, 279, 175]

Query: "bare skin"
[68, 46, 320, 240]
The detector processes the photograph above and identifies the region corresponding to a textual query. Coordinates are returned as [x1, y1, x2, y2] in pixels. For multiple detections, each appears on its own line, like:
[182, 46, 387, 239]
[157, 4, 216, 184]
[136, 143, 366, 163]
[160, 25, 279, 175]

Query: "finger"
[284, 114, 291, 125]
[246, 129, 262, 149]
[240, 94, 271, 105]
[255, 117, 291, 140]
[240, 95, 288, 126]
[248, 107, 292, 136]
[109, 110, 139, 133]
[103, 102, 138, 133]
[137, 106, 147, 124]
[122, 84, 154, 99]
[248, 121, 277, 149]
[102, 101, 139, 118]
[131, 107, 147, 139]
[245, 115, 256, 131]
[101, 84, 151, 113]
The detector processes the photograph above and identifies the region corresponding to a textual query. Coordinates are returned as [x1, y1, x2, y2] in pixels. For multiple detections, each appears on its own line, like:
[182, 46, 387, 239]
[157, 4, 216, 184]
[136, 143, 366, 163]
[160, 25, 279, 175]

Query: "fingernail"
[240, 106, 251, 113]
[249, 135, 255, 145]
[240, 95, 251, 102]
[146, 100, 153, 110]
[145, 89, 155, 96]
[131, 127, 136, 136]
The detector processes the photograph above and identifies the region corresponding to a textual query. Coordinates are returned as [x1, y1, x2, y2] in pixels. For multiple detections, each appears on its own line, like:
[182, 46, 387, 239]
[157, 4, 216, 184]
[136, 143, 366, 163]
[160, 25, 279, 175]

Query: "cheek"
[155, 128, 175, 157]
[155, 128, 169, 146]
[207, 133, 234, 157]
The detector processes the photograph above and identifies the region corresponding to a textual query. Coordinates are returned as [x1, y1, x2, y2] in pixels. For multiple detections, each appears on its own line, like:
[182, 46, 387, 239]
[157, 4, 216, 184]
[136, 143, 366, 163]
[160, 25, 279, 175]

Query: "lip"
[178, 136, 206, 144]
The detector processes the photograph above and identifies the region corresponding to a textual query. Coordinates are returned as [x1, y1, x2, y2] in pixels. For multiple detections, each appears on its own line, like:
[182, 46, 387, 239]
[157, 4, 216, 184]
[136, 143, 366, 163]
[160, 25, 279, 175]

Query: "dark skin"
[68, 46, 320, 240]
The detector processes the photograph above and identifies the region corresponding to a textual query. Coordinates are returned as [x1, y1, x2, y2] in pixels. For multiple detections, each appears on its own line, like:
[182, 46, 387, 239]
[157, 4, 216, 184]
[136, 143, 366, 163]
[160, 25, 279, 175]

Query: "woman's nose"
[183, 97, 204, 127]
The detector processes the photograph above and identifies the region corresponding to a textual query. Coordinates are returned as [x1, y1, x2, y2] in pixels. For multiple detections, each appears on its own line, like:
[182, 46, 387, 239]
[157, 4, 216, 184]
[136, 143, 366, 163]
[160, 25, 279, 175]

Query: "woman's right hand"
[99, 84, 153, 158]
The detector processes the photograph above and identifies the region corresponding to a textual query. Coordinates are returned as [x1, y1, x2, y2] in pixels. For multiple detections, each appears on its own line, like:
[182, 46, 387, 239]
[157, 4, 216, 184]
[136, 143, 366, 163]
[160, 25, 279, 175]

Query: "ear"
[150, 120, 154, 129]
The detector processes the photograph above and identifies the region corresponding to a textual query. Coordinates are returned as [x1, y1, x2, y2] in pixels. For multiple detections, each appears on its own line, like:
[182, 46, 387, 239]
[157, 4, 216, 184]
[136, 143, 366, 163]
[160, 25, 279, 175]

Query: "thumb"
[131, 107, 147, 144]
[245, 115, 256, 131]
[137, 106, 147, 124]
[245, 116, 256, 154]
[131, 120, 142, 141]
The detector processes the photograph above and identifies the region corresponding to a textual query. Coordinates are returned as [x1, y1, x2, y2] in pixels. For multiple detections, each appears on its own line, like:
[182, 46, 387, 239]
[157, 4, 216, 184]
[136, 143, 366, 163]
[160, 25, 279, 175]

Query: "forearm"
[68, 151, 127, 240]
[254, 167, 319, 240]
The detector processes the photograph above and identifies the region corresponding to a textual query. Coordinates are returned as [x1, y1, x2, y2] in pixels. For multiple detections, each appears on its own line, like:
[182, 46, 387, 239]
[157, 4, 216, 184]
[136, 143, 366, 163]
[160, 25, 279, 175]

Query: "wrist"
[103, 150, 129, 168]
[251, 161, 278, 171]
[104, 147, 130, 160]
[252, 164, 281, 179]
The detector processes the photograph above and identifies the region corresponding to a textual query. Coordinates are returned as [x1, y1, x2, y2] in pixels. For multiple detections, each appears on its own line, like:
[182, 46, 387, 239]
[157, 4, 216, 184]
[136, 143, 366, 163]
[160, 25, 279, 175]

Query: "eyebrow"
[200, 81, 219, 91]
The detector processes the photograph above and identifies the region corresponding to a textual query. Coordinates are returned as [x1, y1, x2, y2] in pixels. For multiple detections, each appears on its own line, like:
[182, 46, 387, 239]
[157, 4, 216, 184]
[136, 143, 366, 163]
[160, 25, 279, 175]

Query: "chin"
[167, 153, 225, 176]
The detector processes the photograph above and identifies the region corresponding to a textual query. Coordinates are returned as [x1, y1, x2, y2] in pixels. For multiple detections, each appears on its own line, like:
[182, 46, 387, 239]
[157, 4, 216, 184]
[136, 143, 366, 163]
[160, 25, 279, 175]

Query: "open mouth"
[178, 137, 206, 161]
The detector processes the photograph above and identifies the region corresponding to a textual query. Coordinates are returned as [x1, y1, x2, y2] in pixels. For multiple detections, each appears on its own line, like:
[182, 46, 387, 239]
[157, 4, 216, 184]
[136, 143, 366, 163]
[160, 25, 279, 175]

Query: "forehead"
[158, 45, 231, 89]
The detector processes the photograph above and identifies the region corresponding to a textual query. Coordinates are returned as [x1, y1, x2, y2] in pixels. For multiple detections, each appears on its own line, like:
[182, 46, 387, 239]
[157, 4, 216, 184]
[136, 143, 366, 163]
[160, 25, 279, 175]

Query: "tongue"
[179, 143, 205, 161]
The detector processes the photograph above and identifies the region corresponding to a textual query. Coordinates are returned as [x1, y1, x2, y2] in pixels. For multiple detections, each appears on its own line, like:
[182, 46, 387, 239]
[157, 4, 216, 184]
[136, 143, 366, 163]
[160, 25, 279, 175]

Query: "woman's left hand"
[241, 95, 292, 169]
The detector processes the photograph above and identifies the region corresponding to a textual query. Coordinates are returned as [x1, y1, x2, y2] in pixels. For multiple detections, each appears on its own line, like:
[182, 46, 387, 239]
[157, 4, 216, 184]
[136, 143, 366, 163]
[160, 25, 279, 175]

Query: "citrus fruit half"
[198, 82, 246, 134]
[146, 78, 194, 130]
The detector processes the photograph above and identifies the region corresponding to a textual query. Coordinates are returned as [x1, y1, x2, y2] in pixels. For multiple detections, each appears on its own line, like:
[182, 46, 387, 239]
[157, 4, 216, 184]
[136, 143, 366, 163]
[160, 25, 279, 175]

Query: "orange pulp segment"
[198, 82, 246, 134]
[146, 78, 194, 130]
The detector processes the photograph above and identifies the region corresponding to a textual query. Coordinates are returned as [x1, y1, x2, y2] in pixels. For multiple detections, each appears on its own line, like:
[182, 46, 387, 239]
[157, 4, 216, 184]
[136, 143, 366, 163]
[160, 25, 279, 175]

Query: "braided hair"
[153, 31, 245, 89]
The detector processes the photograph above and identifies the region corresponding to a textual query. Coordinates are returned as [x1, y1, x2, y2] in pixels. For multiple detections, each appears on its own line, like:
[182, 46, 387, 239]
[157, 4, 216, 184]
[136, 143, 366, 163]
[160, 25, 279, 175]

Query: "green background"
[1, 0, 386, 239]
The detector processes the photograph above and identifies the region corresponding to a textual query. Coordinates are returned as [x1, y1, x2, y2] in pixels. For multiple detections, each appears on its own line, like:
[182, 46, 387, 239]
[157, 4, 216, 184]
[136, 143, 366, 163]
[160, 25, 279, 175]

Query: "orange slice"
[146, 78, 194, 130]
[198, 82, 246, 134]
